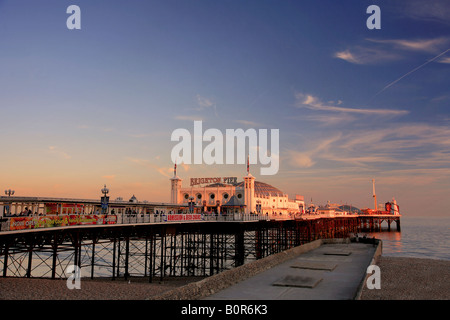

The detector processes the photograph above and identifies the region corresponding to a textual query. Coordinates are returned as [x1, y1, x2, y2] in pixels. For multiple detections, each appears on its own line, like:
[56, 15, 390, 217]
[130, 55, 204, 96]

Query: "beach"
[359, 256, 450, 300]
[1, 256, 448, 300]
[0, 276, 204, 300]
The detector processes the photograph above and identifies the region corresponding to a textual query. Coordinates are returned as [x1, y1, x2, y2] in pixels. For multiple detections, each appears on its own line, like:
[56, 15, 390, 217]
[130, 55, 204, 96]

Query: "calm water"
[365, 216, 450, 261]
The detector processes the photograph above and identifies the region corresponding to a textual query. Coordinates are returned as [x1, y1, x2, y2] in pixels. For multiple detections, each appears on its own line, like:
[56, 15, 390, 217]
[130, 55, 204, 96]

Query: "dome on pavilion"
[236, 181, 285, 197]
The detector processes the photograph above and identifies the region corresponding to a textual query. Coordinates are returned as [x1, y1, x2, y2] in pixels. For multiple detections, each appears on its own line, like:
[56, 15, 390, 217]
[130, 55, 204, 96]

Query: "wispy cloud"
[341, 124, 450, 152]
[437, 56, 450, 64]
[127, 158, 190, 178]
[334, 37, 450, 65]
[332, 124, 450, 174]
[393, 0, 450, 25]
[285, 123, 450, 182]
[286, 134, 341, 168]
[304, 114, 357, 126]
[334, 50, 362, 64]
[295, 93, 409, 116]
[127, 157, 173, 178]
[176, 94, 218, 121]
[366, 37, 449, 54]
[195, 94, 218, 117]
[334, 46, 400, 65]
[48, 146, 71, 159]
[196, 94, 214, 109]
[175, 115, 204, 121]
[235, 119, 263, 127]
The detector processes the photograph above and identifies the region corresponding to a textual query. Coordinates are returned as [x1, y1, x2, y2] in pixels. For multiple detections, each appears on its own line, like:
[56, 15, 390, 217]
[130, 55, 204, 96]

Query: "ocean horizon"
[365, 216, 450, 261]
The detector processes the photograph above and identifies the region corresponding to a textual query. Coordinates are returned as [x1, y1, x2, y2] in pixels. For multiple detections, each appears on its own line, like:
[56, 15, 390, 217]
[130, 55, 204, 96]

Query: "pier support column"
[148, 233, 154, 283]
[73, 232, 79, 269]
[160, 233, 165, 281]
[3, 243, 9, 277]
[234, 226, 245, 267]
[112, 237, 116, 280]
[51, 233, 58, 280]
[255, 227, 262, 260]
[90, 242, 96, 279]
[26, 245, 33, 278]
[124, 236, 130, 280]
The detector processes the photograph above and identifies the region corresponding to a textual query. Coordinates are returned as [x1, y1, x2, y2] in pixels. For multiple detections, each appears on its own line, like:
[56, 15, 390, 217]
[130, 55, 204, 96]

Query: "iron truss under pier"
[0, 216, 396, 281]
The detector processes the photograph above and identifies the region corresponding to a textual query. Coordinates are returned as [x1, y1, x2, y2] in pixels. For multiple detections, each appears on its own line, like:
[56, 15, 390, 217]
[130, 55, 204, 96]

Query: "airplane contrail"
[373, 48, 450, 97]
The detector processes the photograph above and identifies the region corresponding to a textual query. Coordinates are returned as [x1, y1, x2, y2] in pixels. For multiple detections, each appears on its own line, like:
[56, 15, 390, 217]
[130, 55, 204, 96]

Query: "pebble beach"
[360, 256, 450, 300]
[1, 256, 449, 300]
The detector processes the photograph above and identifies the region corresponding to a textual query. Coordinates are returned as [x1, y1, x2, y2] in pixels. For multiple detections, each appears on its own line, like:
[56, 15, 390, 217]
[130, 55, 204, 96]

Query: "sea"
[364, 216, 450, 261]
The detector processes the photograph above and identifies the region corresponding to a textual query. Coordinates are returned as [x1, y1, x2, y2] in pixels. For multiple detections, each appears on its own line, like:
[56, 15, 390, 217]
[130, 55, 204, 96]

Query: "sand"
[1, 256, 448, 300]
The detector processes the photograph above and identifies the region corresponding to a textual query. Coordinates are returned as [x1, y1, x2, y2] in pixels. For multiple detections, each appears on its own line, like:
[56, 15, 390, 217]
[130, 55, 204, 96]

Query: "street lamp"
[4, 189, 15, 216]
[101, 185, 109, 214]
[101, 185, 109, 197]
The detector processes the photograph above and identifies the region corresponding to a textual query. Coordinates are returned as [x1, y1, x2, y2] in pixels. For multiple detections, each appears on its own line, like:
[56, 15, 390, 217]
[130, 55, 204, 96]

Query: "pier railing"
[117, 212, 270, 224]
[0, 212, 273, 232]
[0, 211, 400, 233]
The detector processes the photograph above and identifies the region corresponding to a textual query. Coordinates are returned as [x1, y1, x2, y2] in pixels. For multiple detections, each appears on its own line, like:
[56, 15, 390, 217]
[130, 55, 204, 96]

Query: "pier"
[0, 210, 399, 282]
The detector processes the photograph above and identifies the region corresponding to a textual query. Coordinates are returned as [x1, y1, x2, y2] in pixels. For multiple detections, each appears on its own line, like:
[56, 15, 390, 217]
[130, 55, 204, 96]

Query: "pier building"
[171, 164, 305, 215]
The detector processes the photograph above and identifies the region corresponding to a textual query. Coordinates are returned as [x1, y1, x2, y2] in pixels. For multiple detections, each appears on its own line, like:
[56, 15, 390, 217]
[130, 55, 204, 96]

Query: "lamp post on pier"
[101, 185, 109, 214]
[4, 189, 15, 216]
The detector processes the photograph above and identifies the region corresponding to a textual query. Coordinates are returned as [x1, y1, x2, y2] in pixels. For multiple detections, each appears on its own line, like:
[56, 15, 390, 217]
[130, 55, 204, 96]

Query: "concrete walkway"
[204, 241, 379, 300]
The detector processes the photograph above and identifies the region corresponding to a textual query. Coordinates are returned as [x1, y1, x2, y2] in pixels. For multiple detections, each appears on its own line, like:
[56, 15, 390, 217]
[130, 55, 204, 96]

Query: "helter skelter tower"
[372, 179, 377, 211]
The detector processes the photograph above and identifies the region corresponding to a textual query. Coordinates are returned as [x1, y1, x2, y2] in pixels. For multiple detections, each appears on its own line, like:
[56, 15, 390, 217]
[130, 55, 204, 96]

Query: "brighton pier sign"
[190, 177, 238, 187]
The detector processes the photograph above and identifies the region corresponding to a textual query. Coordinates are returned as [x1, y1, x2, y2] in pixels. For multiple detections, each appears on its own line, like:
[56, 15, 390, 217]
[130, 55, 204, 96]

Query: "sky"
[1, 0, 450, 217]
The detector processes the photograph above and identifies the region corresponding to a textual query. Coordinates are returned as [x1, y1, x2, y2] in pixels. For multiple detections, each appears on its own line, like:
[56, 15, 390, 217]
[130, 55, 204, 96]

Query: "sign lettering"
[190, 177, 237, 187]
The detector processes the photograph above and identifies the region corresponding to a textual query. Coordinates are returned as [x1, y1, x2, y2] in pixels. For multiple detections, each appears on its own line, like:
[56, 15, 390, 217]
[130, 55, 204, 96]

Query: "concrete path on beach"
[203, 241, 378, 300]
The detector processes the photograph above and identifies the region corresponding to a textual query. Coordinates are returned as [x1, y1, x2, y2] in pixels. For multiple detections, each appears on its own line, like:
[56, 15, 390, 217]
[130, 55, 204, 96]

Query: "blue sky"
[1, 0, 450, 216]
